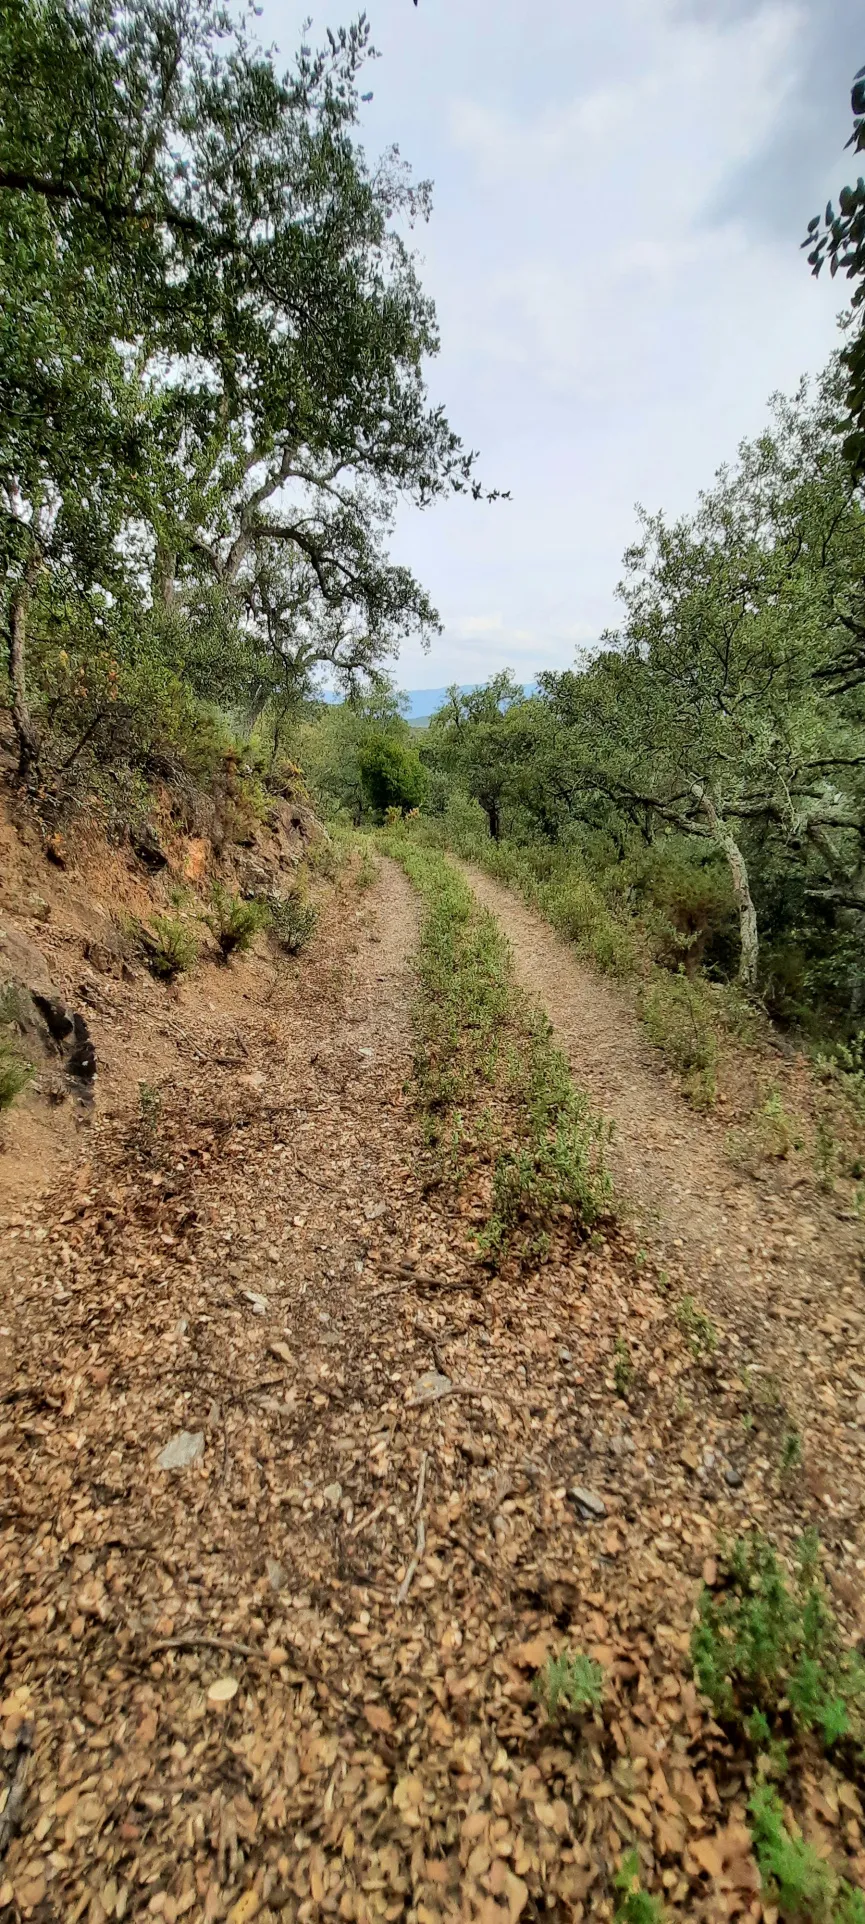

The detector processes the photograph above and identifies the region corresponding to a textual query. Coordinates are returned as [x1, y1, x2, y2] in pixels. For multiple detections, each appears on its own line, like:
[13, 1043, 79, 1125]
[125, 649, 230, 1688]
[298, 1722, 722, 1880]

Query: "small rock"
[364, 1201, 386, 1221]
[266, 1558, 286, 1592]
[243, 1291, 269, 1315]
[569, 1485, 607, 1519]
[31, 992, 73, 1043]
[67, 1012, 96, 1081]
[323, 1481, 342, 1506]
[856, 1392, 865, 1424]
[558, 1347, 572, 1364]
[410, 1369, 452, 1403]
[130, 823, 167, 871]
[703, 1449, 716, 1469]
[724, 1465, 744, 1489]
[157, 1430, 205, 1471]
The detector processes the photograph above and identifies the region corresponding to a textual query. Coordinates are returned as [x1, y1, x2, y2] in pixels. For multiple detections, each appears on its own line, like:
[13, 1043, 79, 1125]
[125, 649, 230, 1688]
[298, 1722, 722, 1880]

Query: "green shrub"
[206, 884, 269, 959]
[534, 1649, 604, 1718]
[816, 1030, 865, 1118]
[641, 970, 718, 1105]
[675, 1293, 718, 1359]
[692, 1531, 865, 1754]
[137, 913, 200, 980]
[0, 1037, 32, 1111]
[359, 734, 427, 817]
[748, 1785, 865, 1922]
[268, 892, 318, 954]
[614, 1851, 666, 1923]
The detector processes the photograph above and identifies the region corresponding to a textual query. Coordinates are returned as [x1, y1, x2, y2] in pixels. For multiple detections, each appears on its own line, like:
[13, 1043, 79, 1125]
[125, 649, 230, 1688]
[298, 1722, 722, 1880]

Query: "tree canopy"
[1, 0, 493, 776]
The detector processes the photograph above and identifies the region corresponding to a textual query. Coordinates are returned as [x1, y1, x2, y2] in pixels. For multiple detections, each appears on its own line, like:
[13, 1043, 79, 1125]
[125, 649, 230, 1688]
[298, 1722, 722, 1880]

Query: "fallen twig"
[150, 1635, 266, 1663]
[396, 1518, 425, 1605]
[350, 1500, 387, 1538]
[397, 1450, 430, 1604]
[406, 1383, 520, 1412]
[0, 1720, 34, 1859]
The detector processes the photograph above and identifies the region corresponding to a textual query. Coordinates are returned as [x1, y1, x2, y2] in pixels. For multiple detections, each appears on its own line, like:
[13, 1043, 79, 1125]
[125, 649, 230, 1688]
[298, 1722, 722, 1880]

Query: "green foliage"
[613, 1337, 634, 1397]
[804, 65, 865, 475]
[675, 1294, 718, 1359]
[268, 893, 318, 955]
[379, 833, 612, 1262]
[137, 914, 199, 982]
[534, 1650, 605, 1719]
[641, 972, 718, 1106]
[749, 1785, 865, 1923]
[1, 0, 488, 783]
[691, 1532, 865, 1756]
[359, 734, 427, 819]
[614, 1852, 666, 1924]
[206, 885, 269, 961]
[0, 1034, 31, 1111]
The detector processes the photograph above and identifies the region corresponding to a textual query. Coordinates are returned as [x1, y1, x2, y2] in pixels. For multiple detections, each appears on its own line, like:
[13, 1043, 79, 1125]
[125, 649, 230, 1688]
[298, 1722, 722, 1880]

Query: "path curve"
[458, 860, 865, 1467]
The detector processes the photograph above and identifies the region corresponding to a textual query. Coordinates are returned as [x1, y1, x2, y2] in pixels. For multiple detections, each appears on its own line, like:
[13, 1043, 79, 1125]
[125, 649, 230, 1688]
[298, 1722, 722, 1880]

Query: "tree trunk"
[695, 786, 759, 990]
[153, 544, 177, 608]
[7, 551, 42, 778]
[484, 796, 501, 841]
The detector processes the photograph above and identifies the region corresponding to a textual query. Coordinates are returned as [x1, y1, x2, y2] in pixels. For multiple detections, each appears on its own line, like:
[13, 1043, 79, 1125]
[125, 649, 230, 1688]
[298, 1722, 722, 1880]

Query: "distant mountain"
[320, 681, 535, 722]
[404, 684, 476, 721]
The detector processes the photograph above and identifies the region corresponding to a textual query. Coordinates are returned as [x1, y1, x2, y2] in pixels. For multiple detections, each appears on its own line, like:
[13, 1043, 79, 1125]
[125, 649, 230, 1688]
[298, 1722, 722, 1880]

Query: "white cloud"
[261, 0, 851, 687]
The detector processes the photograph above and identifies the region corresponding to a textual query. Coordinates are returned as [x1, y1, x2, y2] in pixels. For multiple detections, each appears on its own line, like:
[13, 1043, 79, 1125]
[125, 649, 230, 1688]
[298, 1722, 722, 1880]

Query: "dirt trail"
[2, 846, 865, 1920]
[459, 861, 865, 1485]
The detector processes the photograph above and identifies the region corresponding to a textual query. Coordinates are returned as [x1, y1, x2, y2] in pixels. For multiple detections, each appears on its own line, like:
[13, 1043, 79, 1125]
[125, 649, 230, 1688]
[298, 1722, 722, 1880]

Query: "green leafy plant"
[692, 1531, 865, 1756]
[614, 1851, 666, 1923]
[780, 1428, 803, 1474]
[613, 1337, 634, 1397]
[675, 1293, 718, 1359]
[137, 914, 200, 981]
[641, 971, 718, 1107]
[267, 892, 318, 955]
[534, 1650, 604, 1719]
[206, 884, 269, 960]
[0, 1037, 32, 1112]
[748, 1785, 865, 1922]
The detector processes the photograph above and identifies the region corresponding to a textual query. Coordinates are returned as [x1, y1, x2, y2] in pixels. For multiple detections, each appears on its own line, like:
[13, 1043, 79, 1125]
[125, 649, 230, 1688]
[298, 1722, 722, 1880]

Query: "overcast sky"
[261, 0, 861, 689]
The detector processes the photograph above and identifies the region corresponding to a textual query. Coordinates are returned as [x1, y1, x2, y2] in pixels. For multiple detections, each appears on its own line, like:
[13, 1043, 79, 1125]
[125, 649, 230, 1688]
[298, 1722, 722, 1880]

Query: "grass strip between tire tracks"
[378, 831, 613, 1263]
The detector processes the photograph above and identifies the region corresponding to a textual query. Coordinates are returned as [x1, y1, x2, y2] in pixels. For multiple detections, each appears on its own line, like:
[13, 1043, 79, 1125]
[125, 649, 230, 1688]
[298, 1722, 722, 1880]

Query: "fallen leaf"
[364, 1702, 395, 1736]
[227, 1889, 260, 1924]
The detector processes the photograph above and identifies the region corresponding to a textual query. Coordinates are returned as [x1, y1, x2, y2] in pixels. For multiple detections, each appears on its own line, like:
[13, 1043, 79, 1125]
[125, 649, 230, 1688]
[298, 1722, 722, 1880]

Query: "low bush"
[641, 970, 718, 1105]
[614, 1852, 666, 1923]
[206, 884, 269, 959]
[748, 1785, 865, 1923]
[268, 893, 318, 954]
[0, 1037, 32, 1111]
[534, 1650, 605, 1719]
[137, 914, 200, 981]
[675, 1293, 718, 1359]
[692, 1531, 865, 1754]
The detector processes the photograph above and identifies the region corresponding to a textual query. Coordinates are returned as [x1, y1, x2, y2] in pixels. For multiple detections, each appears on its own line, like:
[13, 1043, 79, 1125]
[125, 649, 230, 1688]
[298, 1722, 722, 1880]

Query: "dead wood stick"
[150, 1635, 266, 1663]
[406, 1384, 521, 1412]
[396, 1518, 425, 1606]
[350, 1500, 386, 1538]
[0, 1721, 34, 1859]
[397, 1450, 430, 1605]
[147, 1634, 356, 1709]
